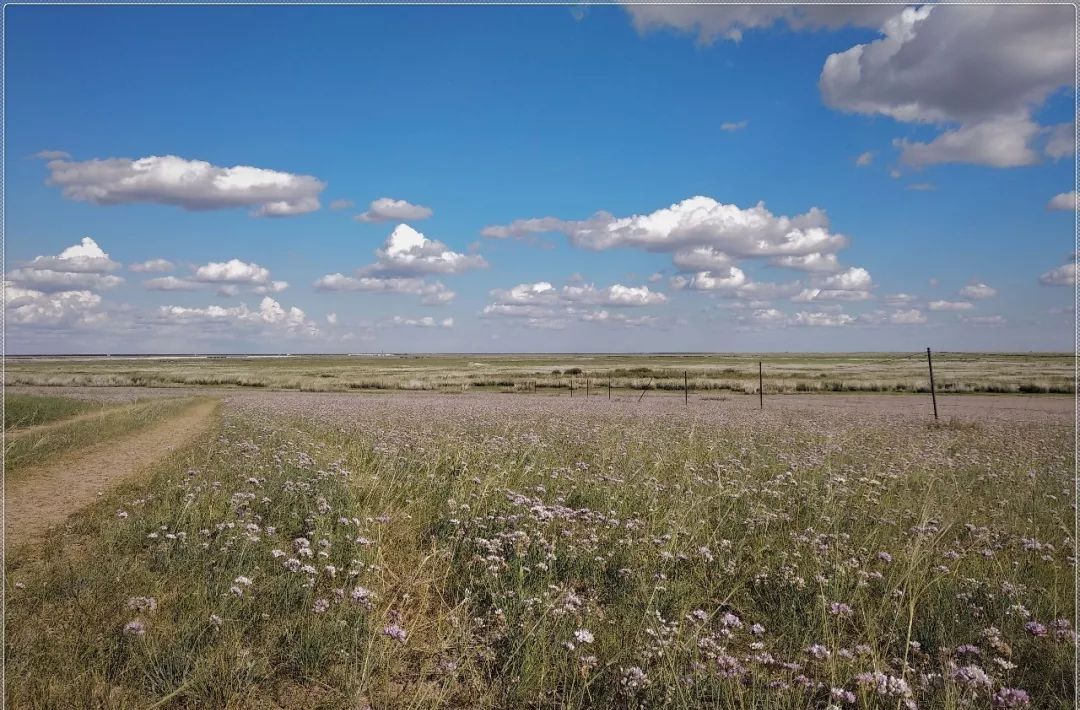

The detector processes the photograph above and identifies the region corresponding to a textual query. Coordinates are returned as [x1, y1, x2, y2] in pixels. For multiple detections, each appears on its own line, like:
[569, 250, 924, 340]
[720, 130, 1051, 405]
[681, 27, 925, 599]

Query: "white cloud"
[1044, 121, 1074, 159]
[896, 116, 1041, 168]
[326, 313, 338, 325]
[958, 282, 996, 299]
[961, 314, 1007, 326]
[23, 237, 120, 273]
[720, 120, 747, 132]
[314, 273, 455, 305]
[792, 311, 855, 327]
[362, 224, 487, 276]
[821, 6, 1073, 168]
[355, 198, 433, 223]
[34, 149, 71, 160]
[1039, 259, 1076, 286]
[855, 151, 874, 167]
[253, 280, 289, 295]
[192, 259, 272, 285]
[6, 268, 123, 292]
[625, 3, 896, 43]
[672, 267, 749, 291]
[768, 253, 842, 273]
[130, 258, 175, 273]
[488, 280, 665, 308]
[4, 283, 104, 327]
[881, 293, 916, 305]
[890, 309, 927, 325]
[1048, 191, 1077, 211]
[483, 196, 848, 257]
[143, 276, 202, 291]
[389, 315, 454, 328]
[44, 154, 324, 216]
[672, 246, 734, 272]
[928, 300, 975, 311]
[157, 296, 318, 335]
[790, 267, 874, 302]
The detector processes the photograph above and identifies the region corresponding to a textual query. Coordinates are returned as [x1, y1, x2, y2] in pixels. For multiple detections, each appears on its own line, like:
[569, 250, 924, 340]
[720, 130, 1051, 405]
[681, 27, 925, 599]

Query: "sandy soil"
[4, 400, 218, 550]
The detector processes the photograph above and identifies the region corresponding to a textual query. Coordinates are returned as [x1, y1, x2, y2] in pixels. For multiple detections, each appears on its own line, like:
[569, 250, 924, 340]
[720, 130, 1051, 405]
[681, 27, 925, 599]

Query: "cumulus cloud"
[1047, 191, 1077, 211]
[1039, 257, 1076, 286]
[483, 196, 848, 256]
[1044, 122, 1074, 159]
[821, 6, 1073, 168]
[792, 311, 855, 327]
[143, 276, 202, 291]
[4, 283, 105, 327]
[44, 154, 325, 216]
[361, 224, 487, 277]
[958, 282, 996, 299]
[928, 300, 975, 311]
[130, 258, 175, 273]
[355, 198, 433, 223]
[157, 296, 318, 335]
[482, 279, 666, 329]
[625, 3, 896, 43]
[314, 224, 481, 304]
[790, 267, 875, 302]
[389, 315, 454, 328]
[895, 116, 1041, 168]
[192, 259, 272, 285]
[314, 273, 455, 305]
[23, 237, 120, 273]
[7, 237, 124, 292]
[769, 252, 842, 274]
[860, 308, 927, 325]
[488, 280, 665, 308]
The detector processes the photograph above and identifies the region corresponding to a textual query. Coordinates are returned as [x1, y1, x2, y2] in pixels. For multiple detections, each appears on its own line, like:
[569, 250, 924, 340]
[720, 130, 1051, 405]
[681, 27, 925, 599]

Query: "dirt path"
[4, 400, 218, 550]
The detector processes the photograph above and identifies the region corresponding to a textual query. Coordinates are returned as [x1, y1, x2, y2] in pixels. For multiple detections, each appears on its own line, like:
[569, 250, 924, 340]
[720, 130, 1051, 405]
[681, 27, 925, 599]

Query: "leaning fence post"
[926, 347, 938, 419]
[759, 361, 764, 410]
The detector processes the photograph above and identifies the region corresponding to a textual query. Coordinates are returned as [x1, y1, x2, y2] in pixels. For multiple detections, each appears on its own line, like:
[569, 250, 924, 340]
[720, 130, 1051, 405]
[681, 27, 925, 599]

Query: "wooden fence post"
[926, 347, 938, 419]
[759, 361, 763, 410]
[684, 371, 688, 405]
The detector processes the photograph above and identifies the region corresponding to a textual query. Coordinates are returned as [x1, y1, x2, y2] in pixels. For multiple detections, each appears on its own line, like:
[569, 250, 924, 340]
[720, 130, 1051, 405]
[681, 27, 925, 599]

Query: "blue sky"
[5, 4, 1076, 353]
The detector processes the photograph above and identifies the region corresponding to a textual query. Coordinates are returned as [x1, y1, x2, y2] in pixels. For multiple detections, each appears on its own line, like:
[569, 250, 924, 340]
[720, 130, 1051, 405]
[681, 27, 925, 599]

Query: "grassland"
[5, 391, 1073, 708]
[4, 393, 115, 430]
[4, 352, 1074, 395]
[4, 396, 200, 474]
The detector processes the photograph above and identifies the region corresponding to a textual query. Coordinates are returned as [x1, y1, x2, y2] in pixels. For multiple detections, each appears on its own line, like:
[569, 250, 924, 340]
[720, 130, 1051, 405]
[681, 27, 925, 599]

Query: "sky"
[4, 3, 1076, 354]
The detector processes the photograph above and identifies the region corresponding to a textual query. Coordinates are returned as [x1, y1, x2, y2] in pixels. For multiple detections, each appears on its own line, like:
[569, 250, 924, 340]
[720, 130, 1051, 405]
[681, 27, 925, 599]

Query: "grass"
[4, 392, 1073, 708]
[4, 396, 201, 475]
[4, 352, 1075, 395]
[4, 393, 114, 430]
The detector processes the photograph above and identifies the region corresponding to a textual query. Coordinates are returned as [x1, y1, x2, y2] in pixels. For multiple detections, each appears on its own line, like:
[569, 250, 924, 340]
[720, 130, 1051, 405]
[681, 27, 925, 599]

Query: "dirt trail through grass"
[4, 400, 218, 550]
[5, 404, 125, 440]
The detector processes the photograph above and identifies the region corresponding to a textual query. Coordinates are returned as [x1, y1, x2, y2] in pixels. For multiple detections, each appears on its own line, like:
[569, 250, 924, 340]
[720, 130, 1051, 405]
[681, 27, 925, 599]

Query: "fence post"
[587, 378, 590, 399]
[570, 379, 573, 398]
[759, 361, 763, 410]
[684, 371, 688, 405]
[926, 347, 938, 419]
[608, 380, 611, 400]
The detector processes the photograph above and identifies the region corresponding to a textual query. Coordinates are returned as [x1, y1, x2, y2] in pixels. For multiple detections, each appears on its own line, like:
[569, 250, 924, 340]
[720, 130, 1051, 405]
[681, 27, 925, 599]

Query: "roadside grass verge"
[4, 393, 116, 430]
[4, 397, 205, 475]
